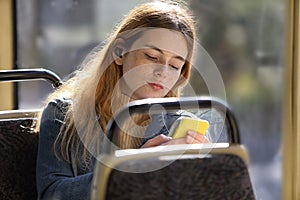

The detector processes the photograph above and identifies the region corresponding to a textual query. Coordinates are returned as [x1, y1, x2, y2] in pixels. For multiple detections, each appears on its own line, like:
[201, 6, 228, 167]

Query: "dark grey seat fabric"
[92, 144, 256, 200]
[105, 154, 255, 200]
[0, 118, 38, 200]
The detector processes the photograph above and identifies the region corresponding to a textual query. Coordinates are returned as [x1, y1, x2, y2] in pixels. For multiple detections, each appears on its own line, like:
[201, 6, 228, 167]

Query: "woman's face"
[118, 28, 188, 99]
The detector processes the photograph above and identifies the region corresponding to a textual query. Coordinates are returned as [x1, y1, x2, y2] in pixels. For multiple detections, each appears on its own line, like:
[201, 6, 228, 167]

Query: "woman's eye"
[170, 65, 180, 70]
[145, 53, 158, 61]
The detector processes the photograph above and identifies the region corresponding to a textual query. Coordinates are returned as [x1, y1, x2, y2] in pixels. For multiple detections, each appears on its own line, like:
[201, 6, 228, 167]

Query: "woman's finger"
[161, 137, 186, 145]
[141, 134, 172, 148]
[186, 130, 210, 143]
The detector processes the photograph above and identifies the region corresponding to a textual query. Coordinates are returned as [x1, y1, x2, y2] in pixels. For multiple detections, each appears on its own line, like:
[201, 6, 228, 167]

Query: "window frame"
[0, 0, 15, 110]
[282, 0, 300, 199]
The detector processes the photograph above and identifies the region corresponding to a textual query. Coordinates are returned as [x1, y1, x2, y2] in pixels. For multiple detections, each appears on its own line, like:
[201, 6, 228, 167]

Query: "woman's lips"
[148, 82, 164, 90]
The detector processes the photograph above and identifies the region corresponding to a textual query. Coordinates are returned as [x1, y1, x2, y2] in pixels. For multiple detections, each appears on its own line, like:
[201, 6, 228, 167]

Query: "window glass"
[187, 2, 284, 200]
[17, 0, 284, 199]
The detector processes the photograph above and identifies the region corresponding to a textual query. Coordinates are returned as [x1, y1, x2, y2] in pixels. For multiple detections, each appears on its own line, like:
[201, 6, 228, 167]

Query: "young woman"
[36, 1, 208, 199]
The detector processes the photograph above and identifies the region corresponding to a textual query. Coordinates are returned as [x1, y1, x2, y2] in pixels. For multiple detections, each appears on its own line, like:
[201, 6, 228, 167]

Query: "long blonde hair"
[36, 0, 196, 166]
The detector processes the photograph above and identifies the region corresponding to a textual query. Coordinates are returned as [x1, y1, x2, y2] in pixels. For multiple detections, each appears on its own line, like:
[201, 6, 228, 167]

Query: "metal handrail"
[0, 68, 62, 88]
[104, 96, 240, 153]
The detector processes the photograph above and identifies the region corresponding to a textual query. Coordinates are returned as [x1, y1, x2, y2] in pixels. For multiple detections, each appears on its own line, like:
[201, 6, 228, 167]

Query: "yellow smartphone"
[168, 117, 209, 139]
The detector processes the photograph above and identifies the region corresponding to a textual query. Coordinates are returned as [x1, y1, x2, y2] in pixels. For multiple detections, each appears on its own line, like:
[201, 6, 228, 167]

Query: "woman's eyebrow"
[144, 45, 185, 62]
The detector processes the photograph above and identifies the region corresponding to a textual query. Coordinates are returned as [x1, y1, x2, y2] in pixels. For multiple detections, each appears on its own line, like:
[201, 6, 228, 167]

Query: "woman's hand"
[141, 130, 209, 148]
[140, 134, 172, 148]
[162, 130, 209, 145]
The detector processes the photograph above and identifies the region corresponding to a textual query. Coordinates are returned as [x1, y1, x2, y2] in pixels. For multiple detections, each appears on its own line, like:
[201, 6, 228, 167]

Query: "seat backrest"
[0, 117, 38, 200]
[91, 144, 256, 200]
[0, 68, 61, 200]
[91, 97, 256, 200]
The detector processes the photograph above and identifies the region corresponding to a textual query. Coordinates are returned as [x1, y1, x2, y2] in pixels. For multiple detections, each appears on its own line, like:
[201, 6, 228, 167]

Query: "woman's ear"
[112, 38, 126, 66]
[113, 47, 123, 65]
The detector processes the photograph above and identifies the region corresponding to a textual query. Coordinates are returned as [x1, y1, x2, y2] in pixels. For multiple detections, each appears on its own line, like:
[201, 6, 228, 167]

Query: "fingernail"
[187, 130, 196, 136]
[186, 135, 194, 143]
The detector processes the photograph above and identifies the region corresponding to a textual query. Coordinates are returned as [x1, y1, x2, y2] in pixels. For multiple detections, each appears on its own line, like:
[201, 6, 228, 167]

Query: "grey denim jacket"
[36, 99, 94, 200]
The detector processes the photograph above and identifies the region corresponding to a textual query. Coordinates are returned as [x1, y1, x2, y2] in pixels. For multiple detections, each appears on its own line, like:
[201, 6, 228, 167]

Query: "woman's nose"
[154, 64, 168, 77]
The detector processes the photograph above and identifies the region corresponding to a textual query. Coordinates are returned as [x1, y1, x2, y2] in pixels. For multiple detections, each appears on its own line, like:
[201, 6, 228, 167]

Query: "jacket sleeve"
[36, 99, 93, 200]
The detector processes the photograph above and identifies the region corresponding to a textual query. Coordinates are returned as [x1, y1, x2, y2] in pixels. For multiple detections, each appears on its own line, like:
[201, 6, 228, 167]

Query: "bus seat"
[0, 68, 61, 200]
[91, 143, 256, 200]
[0, 116, 38, 200]
[91, 97, 255, 200]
